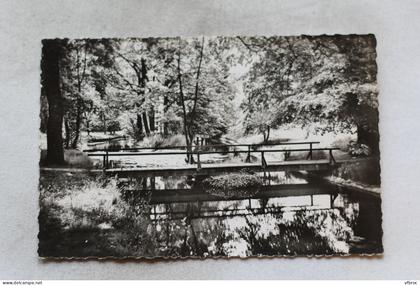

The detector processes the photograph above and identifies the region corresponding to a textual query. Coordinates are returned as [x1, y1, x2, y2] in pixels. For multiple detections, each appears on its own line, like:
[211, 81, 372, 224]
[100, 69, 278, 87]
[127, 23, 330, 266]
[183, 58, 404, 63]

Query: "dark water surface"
[120, 171, 382, 257]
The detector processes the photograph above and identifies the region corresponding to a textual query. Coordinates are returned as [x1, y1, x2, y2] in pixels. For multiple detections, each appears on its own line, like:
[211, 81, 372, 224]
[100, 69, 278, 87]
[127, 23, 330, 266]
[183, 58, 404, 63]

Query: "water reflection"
[120, 171, 382, 256]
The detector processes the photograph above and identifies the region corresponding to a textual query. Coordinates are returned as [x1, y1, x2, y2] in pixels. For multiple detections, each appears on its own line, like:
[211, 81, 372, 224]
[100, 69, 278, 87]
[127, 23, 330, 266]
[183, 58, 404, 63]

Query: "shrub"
[53, 178, 127, 229]
[38, 172, 160, 257]
[137, 134, 186, 149]
[136, 134, 164, 149]
[202, 172, 263, 198]
[162, 134, 185, 148]
[39, 149, 94, 168]
[331, 136, 353, 151]
[348, 142, 371, 157]
[332, 157, 381, 186]
[106, 121, 121, 134]
[64, 149, 94, 168]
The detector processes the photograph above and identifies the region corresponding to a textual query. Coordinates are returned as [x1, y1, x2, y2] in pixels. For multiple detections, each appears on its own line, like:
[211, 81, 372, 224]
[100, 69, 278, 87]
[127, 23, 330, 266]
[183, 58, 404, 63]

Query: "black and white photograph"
[38, 34, 382, 258]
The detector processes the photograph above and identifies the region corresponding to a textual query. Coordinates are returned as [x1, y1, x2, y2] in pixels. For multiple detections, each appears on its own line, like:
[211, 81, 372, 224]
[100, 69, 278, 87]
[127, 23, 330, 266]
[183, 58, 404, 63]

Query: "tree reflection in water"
[119, 172, 381, 257]
[150, 208, 354, 257]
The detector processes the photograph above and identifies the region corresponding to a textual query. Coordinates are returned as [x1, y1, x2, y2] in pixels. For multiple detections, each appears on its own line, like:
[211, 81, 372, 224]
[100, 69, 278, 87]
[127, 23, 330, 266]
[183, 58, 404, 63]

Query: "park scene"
[38, 35, 382, 258]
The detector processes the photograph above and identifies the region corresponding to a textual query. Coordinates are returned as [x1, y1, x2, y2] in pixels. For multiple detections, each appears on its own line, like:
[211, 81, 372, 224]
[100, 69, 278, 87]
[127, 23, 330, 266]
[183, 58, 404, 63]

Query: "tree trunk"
[185, 138, 193, 163]
[189, 223, 202, 256]
[163, 122, 169, 136]
[149, 106, 155, 132]
[187, 133, 195, 164]
[266, 126, 270, 143]
[163, 96, 169, 135]
[85, 116, 90, 136]
[176, 50, 194, 164]
[101, 112, 107, 134]
[136, 114, 144, 137]
[262, 126, 270, 143]
[64, 117, 71, 149]
[71, 98, 82, 148]
[357, 124, 379, 155]
[142, 112, 150, 135]
[140, 58, 148, 85]
[42, 39, 65, 165]
[40, 95, 49, 133]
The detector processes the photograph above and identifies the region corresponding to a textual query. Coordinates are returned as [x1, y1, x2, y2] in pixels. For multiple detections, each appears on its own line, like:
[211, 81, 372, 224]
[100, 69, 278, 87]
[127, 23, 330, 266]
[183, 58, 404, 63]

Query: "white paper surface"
[1, 0, 420, 279]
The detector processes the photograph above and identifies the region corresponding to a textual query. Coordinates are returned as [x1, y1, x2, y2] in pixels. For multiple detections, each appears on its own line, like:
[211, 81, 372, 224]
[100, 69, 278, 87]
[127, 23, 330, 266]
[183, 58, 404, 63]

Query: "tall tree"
[60, 39, 115, 148]
[104, 39, 163, 139]
[242, 35, 379, 153]
[175, 37, 205, 162]
[41, 39, 65, 165]
[109, 37, 236, 161]
[174, 37, 236, 162]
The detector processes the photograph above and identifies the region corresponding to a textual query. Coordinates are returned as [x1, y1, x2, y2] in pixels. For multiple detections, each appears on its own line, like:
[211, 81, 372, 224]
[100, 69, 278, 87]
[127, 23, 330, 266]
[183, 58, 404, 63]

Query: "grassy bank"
[330, 157, 381, 187]
[38, 170, 367, 257]
[38, 171, 157, 257]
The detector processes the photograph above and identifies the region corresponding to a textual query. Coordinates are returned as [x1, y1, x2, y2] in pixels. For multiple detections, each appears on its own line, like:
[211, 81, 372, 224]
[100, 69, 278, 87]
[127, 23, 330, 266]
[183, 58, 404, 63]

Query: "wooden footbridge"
[85, 141, 340, 177]
[142, 183, 338, 204]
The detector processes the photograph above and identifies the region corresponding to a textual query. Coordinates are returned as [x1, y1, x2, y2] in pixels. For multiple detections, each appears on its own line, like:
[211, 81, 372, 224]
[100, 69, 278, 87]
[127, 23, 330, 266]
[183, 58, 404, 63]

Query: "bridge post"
[329, 149, 336, 165]
[245, 145, 251, 163]
[196, 152, 202, 170]
[102, 151, 109, 169]
[102, 154, 106, 169]
[306, 142, 313, 160]
[261, 151, 267, 168]
[150, 176, 156, 191]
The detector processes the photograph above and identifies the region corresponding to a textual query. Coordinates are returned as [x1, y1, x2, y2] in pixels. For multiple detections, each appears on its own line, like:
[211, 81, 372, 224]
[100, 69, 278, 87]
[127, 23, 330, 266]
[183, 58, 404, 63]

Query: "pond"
[119, 171, 383, 257]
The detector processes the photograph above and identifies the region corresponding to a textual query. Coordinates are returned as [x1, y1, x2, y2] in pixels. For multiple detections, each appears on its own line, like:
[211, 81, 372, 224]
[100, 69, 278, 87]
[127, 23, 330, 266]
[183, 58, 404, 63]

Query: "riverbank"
[39, 149, 96, 169]
[38, 170, 159, 257]
[329, 157, 380, 196]
[296, 157, 381, 197]
[235, 127, 381, 196]
[39, 170, 370, 257]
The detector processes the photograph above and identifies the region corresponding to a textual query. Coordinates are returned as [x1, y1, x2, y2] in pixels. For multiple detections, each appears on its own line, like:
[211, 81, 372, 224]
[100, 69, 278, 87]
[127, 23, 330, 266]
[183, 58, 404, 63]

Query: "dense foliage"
[39, 172, 361, 257]
[202, 172, 263, 198]
[41, 35, 380, 165]
[241, 35, 379, 153]
[41, 38, 240, 160]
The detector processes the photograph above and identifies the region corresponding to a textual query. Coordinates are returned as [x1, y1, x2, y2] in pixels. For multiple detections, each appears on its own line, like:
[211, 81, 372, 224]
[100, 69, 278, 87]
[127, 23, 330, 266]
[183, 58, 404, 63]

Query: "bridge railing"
[86, 142, 339, 170]
[191, 147, 339, 169]
[83, 141, 321, 152]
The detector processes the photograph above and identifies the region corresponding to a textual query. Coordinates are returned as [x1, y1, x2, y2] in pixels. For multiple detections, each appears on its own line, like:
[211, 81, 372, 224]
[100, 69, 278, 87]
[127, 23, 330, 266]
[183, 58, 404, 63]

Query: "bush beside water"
[136, 134, 186, 149]
[332, 157, 381, 186]
[202, 172, 263, 198]
[39, 149, 94, 168]
[39, 171, 362, 257]
[348, 142, 371, 157]
[38, 171, 157, 257]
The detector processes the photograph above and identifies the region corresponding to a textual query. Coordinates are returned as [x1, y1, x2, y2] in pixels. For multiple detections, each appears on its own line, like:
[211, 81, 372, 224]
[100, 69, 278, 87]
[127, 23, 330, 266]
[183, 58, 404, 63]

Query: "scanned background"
[1, 0, 420, 279]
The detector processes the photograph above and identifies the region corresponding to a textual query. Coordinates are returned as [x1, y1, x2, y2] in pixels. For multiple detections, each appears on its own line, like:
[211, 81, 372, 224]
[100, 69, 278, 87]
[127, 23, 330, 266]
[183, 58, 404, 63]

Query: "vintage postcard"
[38, 35, 382, 258]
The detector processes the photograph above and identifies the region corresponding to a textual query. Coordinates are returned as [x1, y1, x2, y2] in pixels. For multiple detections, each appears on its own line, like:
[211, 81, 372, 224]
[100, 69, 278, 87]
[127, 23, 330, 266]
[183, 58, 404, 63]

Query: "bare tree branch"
[191, 36, 205, 116]
[176, 45, 190, 150]
[236, 36, 258, 53]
